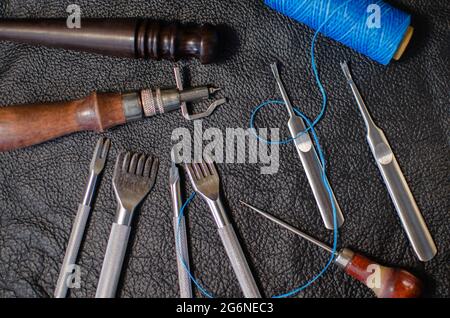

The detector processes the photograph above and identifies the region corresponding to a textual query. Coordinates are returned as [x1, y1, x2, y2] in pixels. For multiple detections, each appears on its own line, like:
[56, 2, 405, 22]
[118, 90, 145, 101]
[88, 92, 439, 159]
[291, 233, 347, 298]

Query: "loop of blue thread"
[265, 0, 411, 65]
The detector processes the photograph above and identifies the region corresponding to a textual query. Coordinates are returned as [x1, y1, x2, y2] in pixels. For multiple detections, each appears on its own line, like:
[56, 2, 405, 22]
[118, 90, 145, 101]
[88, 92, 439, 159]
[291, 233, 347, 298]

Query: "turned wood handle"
[344, 252, 422, 298]
[0, 92, 125, 152]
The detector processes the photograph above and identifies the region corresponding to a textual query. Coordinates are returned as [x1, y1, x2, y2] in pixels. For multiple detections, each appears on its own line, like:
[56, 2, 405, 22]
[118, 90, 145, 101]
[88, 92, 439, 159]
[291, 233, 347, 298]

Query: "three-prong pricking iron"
[55, 137, 110, 298]
[96, 152, 159, 298]
[185, 159, 261, 298]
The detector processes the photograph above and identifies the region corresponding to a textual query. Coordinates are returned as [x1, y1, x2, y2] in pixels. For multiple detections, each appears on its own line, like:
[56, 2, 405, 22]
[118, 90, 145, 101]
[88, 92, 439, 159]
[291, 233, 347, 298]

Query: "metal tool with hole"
[185, 159, 261, 298]
[270, 62, 344, 229]
[340, 61, 437, 262]
[170, 150, 193, 298]
[54, 137, 110, 298]
[95, 152, 159, 298]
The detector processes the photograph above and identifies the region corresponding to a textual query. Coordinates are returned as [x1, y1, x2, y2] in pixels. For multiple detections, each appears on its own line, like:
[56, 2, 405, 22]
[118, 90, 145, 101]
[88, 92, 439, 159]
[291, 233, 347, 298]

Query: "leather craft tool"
[241, 201, 423, 298]
[0, 19, 220, 64]
[0, 67, 226, 152]
[185, 159, 261, 298]
[170, 150, 193, 298]
[340, 61, 437, 262]
[54, 137, 110, 298]
[271, 62, 344, 229]
[96, 152, 159, 298]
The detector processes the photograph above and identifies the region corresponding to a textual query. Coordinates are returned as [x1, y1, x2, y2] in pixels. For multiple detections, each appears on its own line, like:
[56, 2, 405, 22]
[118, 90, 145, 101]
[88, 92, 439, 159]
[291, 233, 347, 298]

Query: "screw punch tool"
[340, 61, 437, 262]
[185, 159, 261, 298]
[270, 63, 344, 229]
[96, 152, 159, 298]
[241, 201, 422, 298]
[54, 137, 110, 298]
[170, 150, 193, 298]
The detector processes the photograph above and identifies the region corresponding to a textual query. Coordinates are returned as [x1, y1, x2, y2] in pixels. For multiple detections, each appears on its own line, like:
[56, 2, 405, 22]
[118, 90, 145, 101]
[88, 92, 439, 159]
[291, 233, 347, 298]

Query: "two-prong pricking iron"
[270, 63, 344, 229]
[185, 159, 261, 298]
[55, 137, 110, 298]
[96, 152, 159, 298]
[340, 61, 437, 262]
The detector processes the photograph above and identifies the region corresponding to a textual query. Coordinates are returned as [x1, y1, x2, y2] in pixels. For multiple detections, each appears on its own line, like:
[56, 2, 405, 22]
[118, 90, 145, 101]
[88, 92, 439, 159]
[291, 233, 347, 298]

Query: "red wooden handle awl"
[336, 248, 422, 298]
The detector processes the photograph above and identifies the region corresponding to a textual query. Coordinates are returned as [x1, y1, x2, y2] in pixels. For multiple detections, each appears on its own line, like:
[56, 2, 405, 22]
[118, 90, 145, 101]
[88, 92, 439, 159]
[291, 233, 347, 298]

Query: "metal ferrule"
[122, 92, 143, 122]
[114, 206, 134, 226]
[140, 86, 211, 118]
[335, 248, 354, 269]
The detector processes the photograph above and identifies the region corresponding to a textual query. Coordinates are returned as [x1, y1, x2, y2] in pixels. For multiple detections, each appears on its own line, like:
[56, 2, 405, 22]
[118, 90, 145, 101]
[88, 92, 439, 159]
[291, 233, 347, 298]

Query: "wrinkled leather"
[0, 0, 449, 298]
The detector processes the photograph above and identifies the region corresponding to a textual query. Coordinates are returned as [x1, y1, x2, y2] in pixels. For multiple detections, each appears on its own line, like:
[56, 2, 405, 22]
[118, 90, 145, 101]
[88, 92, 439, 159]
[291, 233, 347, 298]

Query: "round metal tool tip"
[209, 87, 221, 95]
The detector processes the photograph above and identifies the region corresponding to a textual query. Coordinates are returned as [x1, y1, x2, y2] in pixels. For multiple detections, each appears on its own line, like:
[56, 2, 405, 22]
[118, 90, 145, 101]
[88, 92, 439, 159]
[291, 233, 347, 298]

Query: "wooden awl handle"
[336, 248, 422, 298]
[0, 92, 126, 152]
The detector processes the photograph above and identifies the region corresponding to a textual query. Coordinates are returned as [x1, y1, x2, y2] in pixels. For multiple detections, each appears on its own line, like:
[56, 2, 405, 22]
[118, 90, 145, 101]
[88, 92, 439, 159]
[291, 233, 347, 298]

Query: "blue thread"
[265, 0, 411, 65]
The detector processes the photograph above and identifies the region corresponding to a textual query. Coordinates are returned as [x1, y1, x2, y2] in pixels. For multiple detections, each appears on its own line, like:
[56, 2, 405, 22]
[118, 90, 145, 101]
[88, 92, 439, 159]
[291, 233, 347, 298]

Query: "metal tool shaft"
[270, 63, 344, 230]
[169, 156, 193, 298]
[340, 62, 437, 262]
[240, 201, 335, 254]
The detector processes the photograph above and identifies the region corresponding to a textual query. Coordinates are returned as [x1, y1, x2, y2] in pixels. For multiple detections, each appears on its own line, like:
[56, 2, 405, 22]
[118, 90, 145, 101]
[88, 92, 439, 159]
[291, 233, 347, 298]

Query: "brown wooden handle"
[344, 252, 422, 298]
[0, 92, 126, 151]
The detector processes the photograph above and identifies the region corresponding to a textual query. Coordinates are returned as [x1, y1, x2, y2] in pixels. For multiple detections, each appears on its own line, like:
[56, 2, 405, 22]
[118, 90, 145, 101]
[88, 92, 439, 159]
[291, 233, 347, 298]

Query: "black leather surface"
[0, 0, 449, 298]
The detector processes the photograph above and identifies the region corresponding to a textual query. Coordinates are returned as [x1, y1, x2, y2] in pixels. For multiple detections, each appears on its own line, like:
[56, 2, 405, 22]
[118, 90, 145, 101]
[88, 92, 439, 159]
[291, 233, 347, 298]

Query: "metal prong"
[90, 137, 110, 174]
[270, 62, 295, 117]
[174, 67, 184, 91]
[209, 87, 221, 94]
[270, 62, 281, 81]
[340, 61, 353, 82]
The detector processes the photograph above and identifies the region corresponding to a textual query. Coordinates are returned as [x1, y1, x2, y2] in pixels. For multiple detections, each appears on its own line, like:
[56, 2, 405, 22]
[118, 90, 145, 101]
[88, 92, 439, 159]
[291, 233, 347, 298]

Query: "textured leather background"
[0, 0, 449, 298]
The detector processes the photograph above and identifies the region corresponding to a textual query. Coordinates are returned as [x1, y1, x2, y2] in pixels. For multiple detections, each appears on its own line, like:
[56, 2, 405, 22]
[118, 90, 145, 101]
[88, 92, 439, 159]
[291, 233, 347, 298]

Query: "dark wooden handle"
[0, 92, 125, 151]
[344, 253, 422, 298]
[0, 19, 220, 64]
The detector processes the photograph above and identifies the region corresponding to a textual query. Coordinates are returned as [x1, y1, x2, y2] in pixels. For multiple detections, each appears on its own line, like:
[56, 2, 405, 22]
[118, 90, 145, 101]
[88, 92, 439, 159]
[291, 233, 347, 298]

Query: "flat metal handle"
[95, 223, 131, 298]
[368, 130, 437, 261]
[173, 216, 193, 298]
[54, 203, 91, 298]
[289, 117, 345, 229]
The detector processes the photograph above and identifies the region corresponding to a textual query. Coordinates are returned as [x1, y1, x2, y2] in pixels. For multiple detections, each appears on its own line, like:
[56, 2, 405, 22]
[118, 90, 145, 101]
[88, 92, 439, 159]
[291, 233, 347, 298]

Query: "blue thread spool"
[265, 0, 414, 65]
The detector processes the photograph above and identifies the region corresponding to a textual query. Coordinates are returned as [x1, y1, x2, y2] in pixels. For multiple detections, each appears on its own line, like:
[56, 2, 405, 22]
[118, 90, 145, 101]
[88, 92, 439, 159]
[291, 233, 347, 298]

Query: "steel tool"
[340, 61, 437, 262]
[0, 66, 226, 152]
[185, 159, 261, 298]
[170, 150, 193, 298]
[270, 62, 344, 229]
[54, 137, 110, 298]
[96, 152, 159, 298]
[241, 201, 423, 298]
